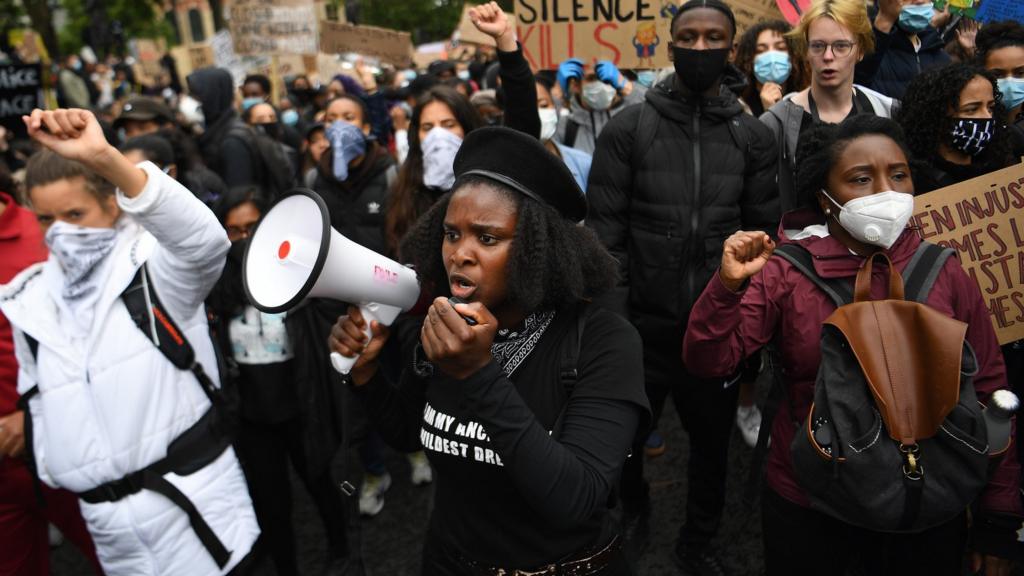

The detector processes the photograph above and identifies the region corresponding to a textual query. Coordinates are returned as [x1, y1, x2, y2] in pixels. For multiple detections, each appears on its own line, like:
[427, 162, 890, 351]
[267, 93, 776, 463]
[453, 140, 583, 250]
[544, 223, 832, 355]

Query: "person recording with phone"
[329, 126, 649, 574]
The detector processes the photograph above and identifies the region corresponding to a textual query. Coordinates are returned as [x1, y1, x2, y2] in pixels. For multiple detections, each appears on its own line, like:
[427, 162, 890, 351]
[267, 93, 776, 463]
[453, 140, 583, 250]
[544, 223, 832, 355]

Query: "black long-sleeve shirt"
[354, 305, 649, 569]
[497, 44, 541, 140]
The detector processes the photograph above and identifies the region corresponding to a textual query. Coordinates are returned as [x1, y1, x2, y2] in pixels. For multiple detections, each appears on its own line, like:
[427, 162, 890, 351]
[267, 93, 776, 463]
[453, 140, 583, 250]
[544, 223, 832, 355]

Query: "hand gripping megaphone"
[243, 189, 420, 374]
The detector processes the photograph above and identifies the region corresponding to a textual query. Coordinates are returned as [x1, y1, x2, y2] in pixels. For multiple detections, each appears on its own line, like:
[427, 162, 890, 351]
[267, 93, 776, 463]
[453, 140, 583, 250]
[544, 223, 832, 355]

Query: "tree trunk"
[22, 0, 61, 61]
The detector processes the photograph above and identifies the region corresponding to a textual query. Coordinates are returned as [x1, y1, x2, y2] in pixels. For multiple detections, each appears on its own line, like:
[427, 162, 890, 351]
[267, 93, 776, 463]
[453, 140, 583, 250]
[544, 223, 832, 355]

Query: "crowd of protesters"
[1, 0, 1024, 575]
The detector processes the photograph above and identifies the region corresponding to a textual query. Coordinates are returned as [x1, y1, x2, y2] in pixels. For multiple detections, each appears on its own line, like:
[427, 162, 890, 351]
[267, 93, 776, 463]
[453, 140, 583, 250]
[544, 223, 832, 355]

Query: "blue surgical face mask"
[241, 97, 264, 111]
[997, 77, 1024, 111]
[637, 70, 657, 88]
[281, 108, 300, 126]
[753, 51, 792, 85]
[898, 3, 934, 33]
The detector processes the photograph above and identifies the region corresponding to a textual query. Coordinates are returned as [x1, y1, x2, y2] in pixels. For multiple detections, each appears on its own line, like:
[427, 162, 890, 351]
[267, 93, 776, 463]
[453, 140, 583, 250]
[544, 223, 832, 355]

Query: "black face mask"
[949, 117, 995, 157]
[256, 122, 283, 141]
[672, 46, 731, 95]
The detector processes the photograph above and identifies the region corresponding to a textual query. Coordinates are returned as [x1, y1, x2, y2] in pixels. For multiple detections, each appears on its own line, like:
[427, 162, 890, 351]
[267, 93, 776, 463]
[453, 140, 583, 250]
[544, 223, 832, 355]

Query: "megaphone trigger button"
[278, 240, 292, 260]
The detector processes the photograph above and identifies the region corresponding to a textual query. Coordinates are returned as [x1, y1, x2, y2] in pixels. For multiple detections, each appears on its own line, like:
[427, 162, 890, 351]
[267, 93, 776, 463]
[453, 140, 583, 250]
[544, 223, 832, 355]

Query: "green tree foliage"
[57, 0, 172, 56]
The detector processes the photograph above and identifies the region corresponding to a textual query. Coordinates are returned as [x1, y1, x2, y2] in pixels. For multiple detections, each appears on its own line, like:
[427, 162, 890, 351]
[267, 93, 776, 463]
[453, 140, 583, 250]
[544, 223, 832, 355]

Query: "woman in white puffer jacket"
[0, 108, 259, 575]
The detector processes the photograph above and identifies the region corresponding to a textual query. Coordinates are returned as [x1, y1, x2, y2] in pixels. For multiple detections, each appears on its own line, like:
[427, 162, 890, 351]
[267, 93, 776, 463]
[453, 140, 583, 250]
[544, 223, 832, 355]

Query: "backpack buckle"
[900, 443, 923, 480]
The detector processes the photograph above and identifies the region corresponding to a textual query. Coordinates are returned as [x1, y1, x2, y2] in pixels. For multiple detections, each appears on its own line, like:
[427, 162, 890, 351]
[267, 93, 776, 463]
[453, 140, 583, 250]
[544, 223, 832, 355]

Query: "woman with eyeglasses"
[761, 0, 897, 213]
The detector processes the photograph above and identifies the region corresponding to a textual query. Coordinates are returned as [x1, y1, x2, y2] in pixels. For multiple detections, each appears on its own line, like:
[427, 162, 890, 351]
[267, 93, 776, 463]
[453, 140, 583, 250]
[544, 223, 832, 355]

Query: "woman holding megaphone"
[329, 126, 650, 574]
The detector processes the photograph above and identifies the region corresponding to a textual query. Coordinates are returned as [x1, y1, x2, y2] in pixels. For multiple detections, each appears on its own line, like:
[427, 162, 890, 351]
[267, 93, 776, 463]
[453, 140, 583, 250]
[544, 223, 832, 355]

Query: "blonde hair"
[787, 0, 875, 58]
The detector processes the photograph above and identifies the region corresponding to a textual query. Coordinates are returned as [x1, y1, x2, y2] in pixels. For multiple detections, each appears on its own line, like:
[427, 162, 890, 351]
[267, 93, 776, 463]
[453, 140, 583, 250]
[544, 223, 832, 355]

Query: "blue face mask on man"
[241, 97, 264, 111]
[997, 77, 1024, 111]
[898, 3, 934, 33]
[753, 51, 792, 85]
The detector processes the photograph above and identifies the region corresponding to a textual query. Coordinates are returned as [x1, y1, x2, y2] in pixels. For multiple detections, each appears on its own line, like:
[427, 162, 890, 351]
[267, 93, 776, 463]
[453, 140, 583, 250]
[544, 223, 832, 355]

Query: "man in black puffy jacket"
[587, 1, 778, 573]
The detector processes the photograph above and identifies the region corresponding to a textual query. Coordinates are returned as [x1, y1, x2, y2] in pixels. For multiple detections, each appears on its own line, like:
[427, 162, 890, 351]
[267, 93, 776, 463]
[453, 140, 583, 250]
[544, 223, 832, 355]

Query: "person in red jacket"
[683, 114, 1021, 575]
[0, 188, 103, 575]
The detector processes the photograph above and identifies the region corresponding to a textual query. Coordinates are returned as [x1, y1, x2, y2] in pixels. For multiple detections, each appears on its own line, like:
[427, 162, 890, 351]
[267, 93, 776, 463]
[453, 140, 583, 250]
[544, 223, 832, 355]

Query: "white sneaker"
[407, 451, 433, 486]
[358, 472, 392, 517]
[736, 404, 762, 448]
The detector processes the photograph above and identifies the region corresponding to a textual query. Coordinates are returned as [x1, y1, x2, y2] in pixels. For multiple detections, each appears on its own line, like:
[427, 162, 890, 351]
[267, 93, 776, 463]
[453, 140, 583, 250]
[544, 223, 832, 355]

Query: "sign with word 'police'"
[0, 64, 43, 138]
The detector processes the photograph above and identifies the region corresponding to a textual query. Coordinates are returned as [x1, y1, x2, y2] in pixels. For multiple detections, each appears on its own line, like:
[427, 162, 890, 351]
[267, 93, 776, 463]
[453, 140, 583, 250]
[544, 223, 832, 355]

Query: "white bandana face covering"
[422, 127, 463, 191]
[820, 189, 914, 250]
[45, 220, 119, 301]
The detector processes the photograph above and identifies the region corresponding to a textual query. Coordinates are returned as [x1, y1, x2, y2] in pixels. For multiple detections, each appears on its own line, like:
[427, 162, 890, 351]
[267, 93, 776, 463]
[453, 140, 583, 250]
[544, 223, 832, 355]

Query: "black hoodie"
[187, 68, 258, 187]
[586, 66, 779, 339]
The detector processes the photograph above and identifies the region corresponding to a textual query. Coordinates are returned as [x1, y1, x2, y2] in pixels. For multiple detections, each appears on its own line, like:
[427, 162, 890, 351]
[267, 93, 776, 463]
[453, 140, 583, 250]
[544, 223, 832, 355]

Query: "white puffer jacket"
[0, 162, 259, 575]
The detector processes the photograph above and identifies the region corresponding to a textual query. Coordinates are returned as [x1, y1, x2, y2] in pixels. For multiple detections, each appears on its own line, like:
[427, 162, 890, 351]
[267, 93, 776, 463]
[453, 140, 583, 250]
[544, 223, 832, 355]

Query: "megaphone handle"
[330, 303, 393, 375]
[330, 319, 372, 375]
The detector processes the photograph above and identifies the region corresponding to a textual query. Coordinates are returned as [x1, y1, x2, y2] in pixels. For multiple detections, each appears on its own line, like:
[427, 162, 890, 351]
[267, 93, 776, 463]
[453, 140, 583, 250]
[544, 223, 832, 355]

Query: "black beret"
[453, 126, 586, 222]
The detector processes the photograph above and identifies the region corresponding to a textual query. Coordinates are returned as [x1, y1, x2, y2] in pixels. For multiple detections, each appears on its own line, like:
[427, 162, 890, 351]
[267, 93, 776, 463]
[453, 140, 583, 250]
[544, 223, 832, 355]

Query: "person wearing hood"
[587, 0, 779, 571]
[555, 57, 645, 155]
[187, 68, 260, 188]
[760, 0, 897, 214]
[854, 0, 950, 100]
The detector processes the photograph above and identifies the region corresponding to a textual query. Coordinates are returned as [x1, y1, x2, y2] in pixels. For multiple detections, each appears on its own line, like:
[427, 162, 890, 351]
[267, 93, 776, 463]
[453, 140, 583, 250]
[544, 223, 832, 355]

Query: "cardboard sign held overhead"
[513, 0, 782, 70]
[229, 0, 319, 55]
[319, 21, 413, 67]
[974, 0, 1024, 24]
[911, 162, 1024, 345]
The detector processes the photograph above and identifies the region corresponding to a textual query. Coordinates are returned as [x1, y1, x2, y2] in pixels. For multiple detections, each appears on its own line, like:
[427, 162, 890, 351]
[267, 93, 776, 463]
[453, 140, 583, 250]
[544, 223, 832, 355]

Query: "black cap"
[427, 60, 456, 76]
[114, 97, 174, 129]
[453, 127, 586, 222]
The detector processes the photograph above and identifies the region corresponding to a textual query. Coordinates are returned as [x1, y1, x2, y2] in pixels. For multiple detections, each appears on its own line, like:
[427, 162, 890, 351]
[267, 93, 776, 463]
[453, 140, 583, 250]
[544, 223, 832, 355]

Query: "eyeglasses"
[227, 223, 258, 240]
[808, 40, 856, 57]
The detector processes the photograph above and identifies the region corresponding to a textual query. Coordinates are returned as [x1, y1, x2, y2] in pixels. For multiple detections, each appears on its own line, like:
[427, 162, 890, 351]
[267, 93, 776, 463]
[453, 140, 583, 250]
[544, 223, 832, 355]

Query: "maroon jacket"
[683, 209, 1022, 519]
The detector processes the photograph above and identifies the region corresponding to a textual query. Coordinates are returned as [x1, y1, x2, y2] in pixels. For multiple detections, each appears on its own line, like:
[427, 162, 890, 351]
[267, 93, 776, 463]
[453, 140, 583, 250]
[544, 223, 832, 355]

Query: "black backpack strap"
[15, 384, 44, 506]
[564, 118, 580, 148]
[122, 265, 223, 409]
[773, 243, 854, 307]
[24, 333, 39, 361]
[631, 103, 661, 170]
[552, 305, 589, 438]
[727, 115, 752, 171]
[901, 242, 955, 304]
[744, 345, 785, 506]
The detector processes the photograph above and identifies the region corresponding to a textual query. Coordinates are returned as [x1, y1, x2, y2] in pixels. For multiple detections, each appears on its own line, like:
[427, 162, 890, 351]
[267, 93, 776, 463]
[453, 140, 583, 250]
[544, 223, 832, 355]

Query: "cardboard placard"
[455, 3, 496, 46]
[974, 0, 1024, 24]
[229, 0, 319, 55]
[189, 45, 216, 70]
[513, 0, 781, 70]
[0, 64, 43, 138]
[911, 162, 1024, 345]
[775, 0, 811, 26]
[319, 21, 413, 67]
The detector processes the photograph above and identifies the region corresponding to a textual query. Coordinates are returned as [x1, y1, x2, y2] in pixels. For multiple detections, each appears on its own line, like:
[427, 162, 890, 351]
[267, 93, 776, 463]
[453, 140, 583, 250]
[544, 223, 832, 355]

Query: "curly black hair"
[398, 176, 618, 314]
[895, 63, 1012, 171]
[794, 115, 912, 213]
[734, 20, 809, 111]
[976, 20, 1024, 65]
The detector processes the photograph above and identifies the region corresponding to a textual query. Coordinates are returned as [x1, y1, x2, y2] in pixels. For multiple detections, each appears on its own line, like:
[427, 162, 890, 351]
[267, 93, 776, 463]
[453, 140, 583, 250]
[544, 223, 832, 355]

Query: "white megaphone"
[243, 189, 420, 374]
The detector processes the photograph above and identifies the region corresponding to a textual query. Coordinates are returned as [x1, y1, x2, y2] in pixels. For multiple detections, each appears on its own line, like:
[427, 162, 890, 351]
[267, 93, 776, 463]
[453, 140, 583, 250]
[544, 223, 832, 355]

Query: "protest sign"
[513, 0, 781, 70]
[130, 38, 167, 85]
[319, 21, 413, 67]
[0, 64, 43, 138]
[229, 0, 319, 55]
[911, 162, 1024, 345]
[974, 0, 1024, 24]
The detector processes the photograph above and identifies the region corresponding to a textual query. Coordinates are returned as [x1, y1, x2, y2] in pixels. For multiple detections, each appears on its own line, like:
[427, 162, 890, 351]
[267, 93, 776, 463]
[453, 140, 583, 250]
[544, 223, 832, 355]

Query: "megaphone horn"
[243, 189, 421, 374]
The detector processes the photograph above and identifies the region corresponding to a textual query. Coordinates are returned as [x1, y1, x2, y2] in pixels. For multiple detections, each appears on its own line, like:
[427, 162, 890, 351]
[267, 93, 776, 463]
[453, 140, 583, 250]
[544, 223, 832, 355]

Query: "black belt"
[79, 408, 234, 568]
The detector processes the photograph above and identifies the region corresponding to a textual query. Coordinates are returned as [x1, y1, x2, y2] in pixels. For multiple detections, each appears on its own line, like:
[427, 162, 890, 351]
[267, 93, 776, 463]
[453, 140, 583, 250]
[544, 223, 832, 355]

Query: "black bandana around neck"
[490, 310, 556, 376]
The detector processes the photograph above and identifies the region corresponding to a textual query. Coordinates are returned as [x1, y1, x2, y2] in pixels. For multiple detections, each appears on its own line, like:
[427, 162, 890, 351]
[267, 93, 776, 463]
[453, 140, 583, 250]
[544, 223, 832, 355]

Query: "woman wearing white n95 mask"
[684, 115, 1019, 575]
[0, 108, 258, 576]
